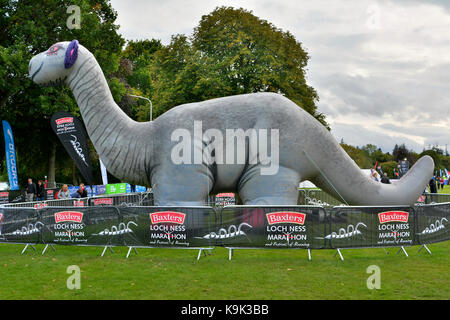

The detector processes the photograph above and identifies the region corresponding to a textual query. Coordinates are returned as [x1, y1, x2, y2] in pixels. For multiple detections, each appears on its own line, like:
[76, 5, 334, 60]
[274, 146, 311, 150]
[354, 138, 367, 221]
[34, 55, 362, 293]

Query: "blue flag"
[2, 121, 19, 190]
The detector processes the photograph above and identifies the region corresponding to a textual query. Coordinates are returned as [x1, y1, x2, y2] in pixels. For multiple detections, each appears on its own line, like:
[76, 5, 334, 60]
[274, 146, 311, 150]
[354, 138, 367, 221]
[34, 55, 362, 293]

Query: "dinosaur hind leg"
[238, 166, 300, 205]
[151, 165, 213, 206]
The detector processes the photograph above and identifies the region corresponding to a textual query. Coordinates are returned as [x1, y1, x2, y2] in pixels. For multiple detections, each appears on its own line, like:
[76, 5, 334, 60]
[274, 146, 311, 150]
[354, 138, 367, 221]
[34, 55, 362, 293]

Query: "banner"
[106, 183, 130, 195]
[45, 188, 59, 200]
[2, 121, 19, 190]
[0, 204, 448, 249]
[327, 206, 415, 249]
[50, 111, 93, 185]
[0, 208, 41, 244]
[218, 206, 327, 249]
[0, 191, 9, 204]
[215, 193, 236, 206]
[119, 206, 214, 248]
[99, 159, 108, 185]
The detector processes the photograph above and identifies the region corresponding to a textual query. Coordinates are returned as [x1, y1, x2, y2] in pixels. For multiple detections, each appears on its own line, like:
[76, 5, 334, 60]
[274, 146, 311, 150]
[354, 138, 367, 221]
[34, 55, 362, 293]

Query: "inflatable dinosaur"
[29, 40, 434, 206]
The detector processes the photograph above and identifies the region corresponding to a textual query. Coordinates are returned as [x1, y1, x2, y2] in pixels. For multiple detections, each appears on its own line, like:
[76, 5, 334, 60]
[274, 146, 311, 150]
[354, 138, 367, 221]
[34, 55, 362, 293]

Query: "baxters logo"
[150, 211, 186, 225]
[216, 193, 235, 198]
[266, 211, 306, 225]
[93, 198, 113, 205]
[55, 117, 73, 125]
[0, 192, 8, 197]
[378, 211, 409, 224]
[54, 211, 83, 223]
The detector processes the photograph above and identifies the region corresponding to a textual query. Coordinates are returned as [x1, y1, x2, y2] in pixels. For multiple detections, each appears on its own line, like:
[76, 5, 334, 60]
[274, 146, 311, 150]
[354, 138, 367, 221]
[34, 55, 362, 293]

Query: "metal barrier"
[218, 205, 327, 250]
[0, 205, 216, 259]
[327, 205, 415, 249]
[420, 193, 450, 204]
[299, 189, 343, 207]
[88, 192, 154, 207]
[0, 197, 89, 208]
[0, 202, 448, 260]
[414, 202, 450, 245]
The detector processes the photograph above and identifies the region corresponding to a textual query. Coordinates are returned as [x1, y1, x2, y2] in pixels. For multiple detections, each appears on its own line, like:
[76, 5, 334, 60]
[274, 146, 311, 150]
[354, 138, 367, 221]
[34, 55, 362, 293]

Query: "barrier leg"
[100, 245, 114, 257]
[228, 248, 233, 261]
[197, 249, 203, 261]
[126, 246, 138, 259]
[21, 244, 36, 254]
[308, 249, 312, 261]
[418, 244, 432, 255]
[397, 246, 408, 257]
[41, 244, 56, 255]
[334, 248, 344, 261]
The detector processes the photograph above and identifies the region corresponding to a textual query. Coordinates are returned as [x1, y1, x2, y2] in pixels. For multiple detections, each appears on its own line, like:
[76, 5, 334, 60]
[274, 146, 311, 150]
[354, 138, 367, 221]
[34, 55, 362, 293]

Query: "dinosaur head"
[29, 40, 80, 86]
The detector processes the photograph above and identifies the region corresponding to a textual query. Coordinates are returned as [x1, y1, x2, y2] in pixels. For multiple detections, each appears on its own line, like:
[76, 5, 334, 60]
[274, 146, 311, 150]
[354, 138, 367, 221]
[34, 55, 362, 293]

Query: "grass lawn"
[0, 242, 448, 300]
[438, 185, 450, 194]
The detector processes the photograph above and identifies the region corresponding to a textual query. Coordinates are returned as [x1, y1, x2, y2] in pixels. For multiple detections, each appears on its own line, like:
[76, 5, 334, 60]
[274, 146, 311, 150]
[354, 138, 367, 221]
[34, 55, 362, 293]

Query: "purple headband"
[64, 40, 79, 69]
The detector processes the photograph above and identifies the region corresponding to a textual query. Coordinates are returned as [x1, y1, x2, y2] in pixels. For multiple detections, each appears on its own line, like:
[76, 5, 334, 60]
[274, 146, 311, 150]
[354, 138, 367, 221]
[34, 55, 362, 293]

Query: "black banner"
[219, 206, 327, 249]
[0, 207, 42, 244]
[45, 188, 59, 200]
[119, 206, 215, 248]
[415, 203, 450, 245]
[0, 204, 448, 249]
[50, 111, 93, 185]
[326, 206, 415, 248]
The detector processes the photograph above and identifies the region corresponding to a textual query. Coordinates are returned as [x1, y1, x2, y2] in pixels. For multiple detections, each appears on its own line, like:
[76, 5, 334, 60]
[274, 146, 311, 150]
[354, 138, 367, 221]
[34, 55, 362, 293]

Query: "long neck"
[67, 51, 151, 185]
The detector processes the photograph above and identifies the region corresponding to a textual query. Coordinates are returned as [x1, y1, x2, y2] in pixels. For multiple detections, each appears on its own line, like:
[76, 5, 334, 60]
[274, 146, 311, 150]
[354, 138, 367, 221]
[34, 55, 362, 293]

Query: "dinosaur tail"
[309, 143, 434, 206]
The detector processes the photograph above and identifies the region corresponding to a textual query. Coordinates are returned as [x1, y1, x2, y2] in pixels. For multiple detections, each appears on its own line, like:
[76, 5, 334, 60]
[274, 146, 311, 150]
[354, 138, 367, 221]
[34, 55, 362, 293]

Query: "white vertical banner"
[99, 159, 108, 185]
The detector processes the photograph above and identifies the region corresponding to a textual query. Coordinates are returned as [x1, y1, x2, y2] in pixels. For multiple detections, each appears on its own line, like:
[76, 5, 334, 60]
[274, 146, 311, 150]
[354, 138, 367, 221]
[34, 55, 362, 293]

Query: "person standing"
[36, 180, 45, 201]
[25, 178, 37, 202]
[429, 177, 438, 193]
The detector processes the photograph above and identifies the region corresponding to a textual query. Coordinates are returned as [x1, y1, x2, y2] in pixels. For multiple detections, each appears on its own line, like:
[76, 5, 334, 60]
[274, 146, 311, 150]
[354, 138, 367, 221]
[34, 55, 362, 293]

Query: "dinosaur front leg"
[238, 166, 300, 205]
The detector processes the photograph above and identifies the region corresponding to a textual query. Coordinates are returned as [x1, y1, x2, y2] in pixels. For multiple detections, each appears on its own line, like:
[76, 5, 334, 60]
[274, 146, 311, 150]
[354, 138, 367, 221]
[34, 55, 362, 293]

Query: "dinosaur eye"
[46, 45, 60, 55]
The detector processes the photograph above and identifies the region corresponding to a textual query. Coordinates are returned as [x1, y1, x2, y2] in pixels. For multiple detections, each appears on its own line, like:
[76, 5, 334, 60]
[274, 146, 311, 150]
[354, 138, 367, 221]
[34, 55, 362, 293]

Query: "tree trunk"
[47, 141, 56, 188]
[72, 161, 79, 186]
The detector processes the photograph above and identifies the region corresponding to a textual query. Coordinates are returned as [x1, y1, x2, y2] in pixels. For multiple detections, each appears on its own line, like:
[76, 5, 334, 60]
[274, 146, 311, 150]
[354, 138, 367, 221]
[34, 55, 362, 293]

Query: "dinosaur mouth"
[42, 76, 67, 87]
[30, 61, 43, 82]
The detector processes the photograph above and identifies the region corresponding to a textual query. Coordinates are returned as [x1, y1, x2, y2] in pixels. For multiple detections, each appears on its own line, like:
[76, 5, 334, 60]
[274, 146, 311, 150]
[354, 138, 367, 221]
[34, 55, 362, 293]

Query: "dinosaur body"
[29, 41, 434, 206]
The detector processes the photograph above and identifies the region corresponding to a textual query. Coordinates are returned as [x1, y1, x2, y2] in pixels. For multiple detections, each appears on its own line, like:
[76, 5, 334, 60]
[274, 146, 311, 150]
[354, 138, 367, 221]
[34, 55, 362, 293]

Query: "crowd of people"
[370, 169, 391, 184]
[429, 176, 448, 193]
[24, 178, 89, 202]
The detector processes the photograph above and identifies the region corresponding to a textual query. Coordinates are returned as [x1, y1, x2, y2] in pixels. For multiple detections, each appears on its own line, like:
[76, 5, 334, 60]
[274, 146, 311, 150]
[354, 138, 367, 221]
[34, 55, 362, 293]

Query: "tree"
[392, 143, 416, 165]
[340, 143, 372, 168]
[151, 7, 327, 127]
[361, 144, 392, 163]
[0, 0, 125, 186]
[120, 39, 162, 121]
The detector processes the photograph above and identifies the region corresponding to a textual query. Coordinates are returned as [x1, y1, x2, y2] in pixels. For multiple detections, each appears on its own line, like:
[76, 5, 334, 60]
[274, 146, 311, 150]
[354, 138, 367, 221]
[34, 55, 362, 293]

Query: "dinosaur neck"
[66, 51, 150, 185]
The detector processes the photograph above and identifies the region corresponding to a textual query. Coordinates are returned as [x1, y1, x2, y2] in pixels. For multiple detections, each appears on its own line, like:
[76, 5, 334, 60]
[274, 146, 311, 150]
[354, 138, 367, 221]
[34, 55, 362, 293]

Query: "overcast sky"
[109, 0, 449, 153]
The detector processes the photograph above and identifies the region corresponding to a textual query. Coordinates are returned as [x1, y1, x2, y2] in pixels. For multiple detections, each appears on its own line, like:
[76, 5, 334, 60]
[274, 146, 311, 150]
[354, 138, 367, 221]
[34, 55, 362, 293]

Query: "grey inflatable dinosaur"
[29, 40, 434, 206]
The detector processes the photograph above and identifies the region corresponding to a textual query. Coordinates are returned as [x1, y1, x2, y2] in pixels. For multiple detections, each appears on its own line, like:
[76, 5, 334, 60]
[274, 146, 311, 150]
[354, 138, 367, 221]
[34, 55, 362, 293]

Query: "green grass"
[438, 185, 450, 194]
[0, 242, 449, 300]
